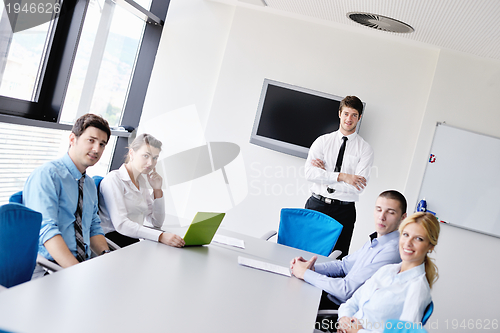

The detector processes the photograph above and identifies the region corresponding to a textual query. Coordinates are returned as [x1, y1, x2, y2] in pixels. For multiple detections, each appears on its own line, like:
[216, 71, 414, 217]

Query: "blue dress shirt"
[338, 263, 431, 332]
[23, 153, 104, 261]
[303, 230, 401, 305]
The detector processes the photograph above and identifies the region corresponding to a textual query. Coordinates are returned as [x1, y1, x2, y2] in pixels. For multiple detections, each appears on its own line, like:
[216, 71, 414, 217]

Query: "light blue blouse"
[338, 262, 431, 333]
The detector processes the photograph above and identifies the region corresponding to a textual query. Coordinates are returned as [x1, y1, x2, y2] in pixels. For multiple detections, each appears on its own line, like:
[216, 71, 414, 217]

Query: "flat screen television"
[250, 79, 364, 159]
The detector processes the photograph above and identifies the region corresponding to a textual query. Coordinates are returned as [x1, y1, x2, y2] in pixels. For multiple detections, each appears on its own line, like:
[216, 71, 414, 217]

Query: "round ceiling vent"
[347, 12, 414, 33]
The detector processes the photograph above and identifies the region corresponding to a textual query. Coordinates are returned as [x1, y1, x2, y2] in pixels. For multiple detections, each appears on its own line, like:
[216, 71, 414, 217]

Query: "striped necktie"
[74, 175, 86, 262]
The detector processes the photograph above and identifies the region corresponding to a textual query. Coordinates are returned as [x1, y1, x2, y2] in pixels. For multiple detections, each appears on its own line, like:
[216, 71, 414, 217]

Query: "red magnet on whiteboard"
[429, 154, 436, 163]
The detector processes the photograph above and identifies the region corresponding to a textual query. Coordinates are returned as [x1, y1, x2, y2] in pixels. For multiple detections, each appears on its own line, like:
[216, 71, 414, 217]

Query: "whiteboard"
[418, 123, 500, 238]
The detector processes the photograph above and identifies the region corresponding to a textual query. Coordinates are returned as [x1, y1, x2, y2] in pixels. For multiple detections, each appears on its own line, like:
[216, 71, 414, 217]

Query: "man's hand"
[290, 255, 317, 280]
[338, 173, 366, 191]
[159, 232, 185, 247]
[311, 158, 326, 170]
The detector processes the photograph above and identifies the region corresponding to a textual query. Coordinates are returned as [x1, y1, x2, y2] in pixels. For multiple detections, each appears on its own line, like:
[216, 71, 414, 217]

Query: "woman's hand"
[337, 317, 362, 333]
[147, 168, 163, 190]
[159, 232, 185, 247]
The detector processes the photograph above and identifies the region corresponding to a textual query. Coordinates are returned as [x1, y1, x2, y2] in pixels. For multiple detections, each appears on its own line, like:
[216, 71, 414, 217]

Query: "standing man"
[24, 114, 111, 274]
[304, 96, 374, 258]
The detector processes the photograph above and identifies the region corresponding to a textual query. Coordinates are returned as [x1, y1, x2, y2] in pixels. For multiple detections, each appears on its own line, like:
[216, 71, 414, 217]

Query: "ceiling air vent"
[347, 12, 414, 33]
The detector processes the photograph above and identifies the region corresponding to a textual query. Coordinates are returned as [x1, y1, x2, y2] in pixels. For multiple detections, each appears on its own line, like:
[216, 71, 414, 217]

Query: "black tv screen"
[250, 79, 364, 158]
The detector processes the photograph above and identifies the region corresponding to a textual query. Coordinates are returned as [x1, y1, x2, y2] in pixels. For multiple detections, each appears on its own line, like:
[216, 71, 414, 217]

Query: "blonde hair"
[124, 133, 162, 163]
[399, 212, 440, 288]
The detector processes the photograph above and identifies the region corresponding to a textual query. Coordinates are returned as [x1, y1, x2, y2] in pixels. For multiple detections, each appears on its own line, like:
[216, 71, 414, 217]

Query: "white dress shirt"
[305, 130, 374, 202]
[99, 164, 164, 242]
[338, 263, 431, 333]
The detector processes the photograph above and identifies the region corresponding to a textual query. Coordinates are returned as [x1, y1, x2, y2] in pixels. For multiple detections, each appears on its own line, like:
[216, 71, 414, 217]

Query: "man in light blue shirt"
[24, 114, 111, 270]
[290, 190, 407, 308]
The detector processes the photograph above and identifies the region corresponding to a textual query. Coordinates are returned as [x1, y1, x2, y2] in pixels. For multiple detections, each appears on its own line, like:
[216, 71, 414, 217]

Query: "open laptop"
[183, 212, 225, 246]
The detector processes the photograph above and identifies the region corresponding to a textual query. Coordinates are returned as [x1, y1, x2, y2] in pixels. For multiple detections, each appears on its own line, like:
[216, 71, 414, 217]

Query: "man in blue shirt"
[290, 190, 407, 309]
[24, 114, 111, 270]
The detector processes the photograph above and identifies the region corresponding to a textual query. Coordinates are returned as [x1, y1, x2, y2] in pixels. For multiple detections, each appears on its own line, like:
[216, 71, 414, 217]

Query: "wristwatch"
[101, 250, 111, 255]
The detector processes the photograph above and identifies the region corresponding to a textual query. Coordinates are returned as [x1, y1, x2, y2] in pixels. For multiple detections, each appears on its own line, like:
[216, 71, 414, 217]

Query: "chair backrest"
[93, 176, 104, 205]
[421, 301, 434, 326]
[93, 176, 104, 190]
[0, 203, 42, 288]
[383, 319, 428, 332]
[9, 191, 23, 204]
[277, 208, 343, 256]
[382, 301, 434, 332]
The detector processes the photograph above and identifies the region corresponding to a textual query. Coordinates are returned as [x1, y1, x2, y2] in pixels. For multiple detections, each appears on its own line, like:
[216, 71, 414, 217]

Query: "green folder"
[183, 212, 225, 246]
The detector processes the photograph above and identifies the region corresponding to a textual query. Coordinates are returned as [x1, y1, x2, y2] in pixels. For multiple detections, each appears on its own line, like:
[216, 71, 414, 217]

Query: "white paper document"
[212, 235, 245, 249]
[237, 256, 291, 277]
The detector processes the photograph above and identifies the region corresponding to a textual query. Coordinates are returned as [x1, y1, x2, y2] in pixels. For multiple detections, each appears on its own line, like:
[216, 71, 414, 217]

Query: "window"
[0, 6, 57, 101]
[0, 0, 169, 204]
[60, 0, 149, 126]
[0, 122, 116, 203]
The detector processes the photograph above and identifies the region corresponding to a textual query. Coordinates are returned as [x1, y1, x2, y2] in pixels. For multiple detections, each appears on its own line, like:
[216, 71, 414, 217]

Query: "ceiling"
[215, 0, 500, 62]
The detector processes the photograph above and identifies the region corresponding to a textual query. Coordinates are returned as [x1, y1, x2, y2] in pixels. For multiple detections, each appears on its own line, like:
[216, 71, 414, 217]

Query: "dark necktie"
[74, 175, 86, 262]
[334, 136, 348, 172]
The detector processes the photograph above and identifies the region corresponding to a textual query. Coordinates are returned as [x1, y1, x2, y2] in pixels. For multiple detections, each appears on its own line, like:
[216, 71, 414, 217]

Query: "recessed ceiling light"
[347, 12, 414, 33]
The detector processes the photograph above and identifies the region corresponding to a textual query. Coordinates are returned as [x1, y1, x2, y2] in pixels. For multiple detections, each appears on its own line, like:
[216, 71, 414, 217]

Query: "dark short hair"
[339, 96, 364, 117]
[71, 113, 111, 141]
[378, 190, 407, 214]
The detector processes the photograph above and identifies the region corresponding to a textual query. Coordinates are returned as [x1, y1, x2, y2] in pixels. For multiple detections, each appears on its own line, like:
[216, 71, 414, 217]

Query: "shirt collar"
[62, 153, 85, 181]
[118, 164, 132, 182]
[336, 129, 358, 141]
[369, 229, 399, 245]
[395, 262, 427, 283]
[118, 163, 144, 188]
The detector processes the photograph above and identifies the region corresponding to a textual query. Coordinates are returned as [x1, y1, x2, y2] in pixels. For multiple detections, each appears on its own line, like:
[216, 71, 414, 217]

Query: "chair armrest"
[36, 254, 63, 273]
[106, 237, 121, 251]
[260, 230, 277, 241]
[317, 309, 339, 315]
[328, 250, 341, 259]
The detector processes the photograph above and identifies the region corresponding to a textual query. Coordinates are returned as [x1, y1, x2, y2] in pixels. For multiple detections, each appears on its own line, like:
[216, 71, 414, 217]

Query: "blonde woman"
[99, 133, 184, 248]
[337, 212, 439, 333]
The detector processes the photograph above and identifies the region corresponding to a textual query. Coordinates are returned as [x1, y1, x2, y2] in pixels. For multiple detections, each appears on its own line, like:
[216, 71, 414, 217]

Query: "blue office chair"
[9, 191, 23, 204]
[421, 301, 434, 326]
[0, 203, 42, 288]
[93, 175, 104, 192]
[264, 208, 343, 257]
[93, 175, 120, 252]
[380, 301, 434, 333]
[383, 319, 428, 332]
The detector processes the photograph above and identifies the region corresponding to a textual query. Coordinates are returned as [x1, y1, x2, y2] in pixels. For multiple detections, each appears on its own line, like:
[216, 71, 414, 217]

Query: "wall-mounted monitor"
[250, 79, 364, 159]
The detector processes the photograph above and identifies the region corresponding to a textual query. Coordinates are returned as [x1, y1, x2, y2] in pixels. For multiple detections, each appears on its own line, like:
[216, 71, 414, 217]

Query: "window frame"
[0, 0, 170, 170]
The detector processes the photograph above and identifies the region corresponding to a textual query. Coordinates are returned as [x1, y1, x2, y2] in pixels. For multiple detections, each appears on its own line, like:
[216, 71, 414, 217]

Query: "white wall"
[405, 49, 500, 332]
[142, 0, 500, 331]
[203, 6, 439, 240]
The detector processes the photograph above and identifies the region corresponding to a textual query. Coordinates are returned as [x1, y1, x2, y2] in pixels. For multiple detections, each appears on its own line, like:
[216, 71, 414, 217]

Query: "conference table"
[0, 228, 330, 333]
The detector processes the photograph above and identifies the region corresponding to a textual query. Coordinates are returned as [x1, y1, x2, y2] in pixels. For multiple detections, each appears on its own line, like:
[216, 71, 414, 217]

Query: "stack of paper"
[212, 235, 245, 249]
[237, 256, 291, 277]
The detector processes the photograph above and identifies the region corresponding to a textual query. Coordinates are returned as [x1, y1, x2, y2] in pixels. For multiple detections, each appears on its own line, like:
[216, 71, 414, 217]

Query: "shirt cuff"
[39, 225, 62, 245]
[138, 226, 163, 242]
[303, 269, 323, 285]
